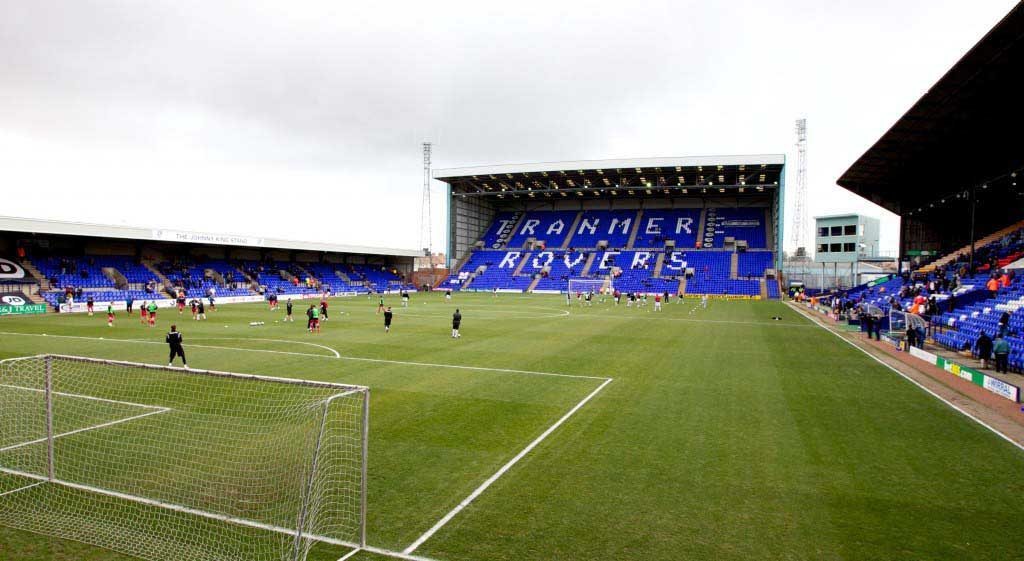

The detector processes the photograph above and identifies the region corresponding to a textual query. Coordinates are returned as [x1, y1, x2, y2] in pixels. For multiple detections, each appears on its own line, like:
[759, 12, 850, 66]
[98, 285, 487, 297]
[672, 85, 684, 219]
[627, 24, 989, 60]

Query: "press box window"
[843, 243, 856, 252]
[830, 243, 842, 252]
[830, 226, 842, 236]
[844, 225, 857, 235]
[818, 244, 829, 253]
[818, 227, 829, 237]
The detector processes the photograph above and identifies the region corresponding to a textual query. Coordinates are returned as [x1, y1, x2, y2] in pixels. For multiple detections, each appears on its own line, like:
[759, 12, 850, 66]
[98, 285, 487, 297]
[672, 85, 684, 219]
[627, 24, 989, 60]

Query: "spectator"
[975, 332, 993, 369]
[992, 337, 1010, 374]
[986, 275, 999, 298]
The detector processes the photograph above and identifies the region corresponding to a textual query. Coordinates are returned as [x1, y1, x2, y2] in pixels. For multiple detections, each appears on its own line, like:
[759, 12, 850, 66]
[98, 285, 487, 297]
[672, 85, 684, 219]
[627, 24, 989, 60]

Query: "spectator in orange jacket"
[986, 276, 1000, 298]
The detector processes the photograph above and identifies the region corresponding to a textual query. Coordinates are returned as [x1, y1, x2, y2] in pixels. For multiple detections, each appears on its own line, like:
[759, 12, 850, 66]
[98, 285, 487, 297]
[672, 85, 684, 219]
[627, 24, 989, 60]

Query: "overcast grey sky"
[0, 0, 1017, 253]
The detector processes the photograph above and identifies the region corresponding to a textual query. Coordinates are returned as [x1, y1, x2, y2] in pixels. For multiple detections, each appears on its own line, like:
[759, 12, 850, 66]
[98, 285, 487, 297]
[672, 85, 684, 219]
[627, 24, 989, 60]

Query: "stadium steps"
[653, 253, 665, 278]
[678, 276, 687, 296]
[580, 252, 597, 277]
[561, 212, 584, 249]
[334, 269, 353, 283]
[19, 259, 50, 290]
[506, 213, 530, 249]
[695, 209, 708, 248]
[141, 260, 175, 298]
[102, 267, 128, 289]
[626, 209, 644, 249]
[730, 252, 739, 279]
[918, 218, 1024, 273]
[513, 253, 532, 276]
[461, 270, 477, 290]
[760, 278, 768, 299]
[526, 276, 541, 292]
[206, 268, 226, 286]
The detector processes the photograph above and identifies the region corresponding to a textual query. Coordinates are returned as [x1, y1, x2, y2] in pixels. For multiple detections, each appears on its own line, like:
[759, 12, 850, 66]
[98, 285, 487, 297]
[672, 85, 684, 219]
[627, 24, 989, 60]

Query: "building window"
[818, 227, 829, 237]
[844, 225, 856, 235]
[830, 226, 842, 236]
[843, 243, 856, 252]
[818, 244, 829, 253]
[830, 243, 842, 252]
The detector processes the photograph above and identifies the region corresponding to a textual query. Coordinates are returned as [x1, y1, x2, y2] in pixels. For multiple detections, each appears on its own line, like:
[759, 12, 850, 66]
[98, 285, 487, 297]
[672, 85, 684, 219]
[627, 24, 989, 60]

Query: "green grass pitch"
[1, 292, 1022, 561]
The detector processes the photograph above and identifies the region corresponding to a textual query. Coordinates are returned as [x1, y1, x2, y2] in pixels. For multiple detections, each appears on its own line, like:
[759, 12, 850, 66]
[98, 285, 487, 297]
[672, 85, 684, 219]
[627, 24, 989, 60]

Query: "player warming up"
[654, 293, 662, 312]
[376, 295, 385, 314]
[451, 308, 462, 338]
[147, 301, 158, 327]
[384, 306, 393, 333]
[401, 290, 410, 307]
[106, 303, 115, 327]
[166, 324, 187, 368]
[285, 298, 294, 321]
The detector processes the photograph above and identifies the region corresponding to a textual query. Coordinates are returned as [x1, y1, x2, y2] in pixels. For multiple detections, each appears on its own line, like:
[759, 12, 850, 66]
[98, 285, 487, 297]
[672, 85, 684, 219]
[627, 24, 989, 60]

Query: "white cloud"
[0, 0, 1016, 254]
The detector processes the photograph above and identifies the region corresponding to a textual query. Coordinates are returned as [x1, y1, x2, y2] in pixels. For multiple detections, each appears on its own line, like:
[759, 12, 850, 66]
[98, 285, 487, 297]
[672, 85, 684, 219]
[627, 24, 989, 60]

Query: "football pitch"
[1, 292, 1022, 561]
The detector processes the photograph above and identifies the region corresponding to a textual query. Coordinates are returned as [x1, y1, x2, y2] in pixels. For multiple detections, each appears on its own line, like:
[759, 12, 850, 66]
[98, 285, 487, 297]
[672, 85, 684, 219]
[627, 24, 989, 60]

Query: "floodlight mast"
[421, 142, 433, 254]
[791, 119, 808, 256]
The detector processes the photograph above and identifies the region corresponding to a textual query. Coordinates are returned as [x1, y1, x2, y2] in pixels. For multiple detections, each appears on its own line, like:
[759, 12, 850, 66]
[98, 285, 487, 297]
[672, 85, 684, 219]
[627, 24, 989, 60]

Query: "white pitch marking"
[0, 406, 171, 453]
[0, 481, 45, 498]
[0, 332, 606, 381]
[402, 377, 614, 555]
[788, 302, 1024, 454]
[190, 337, 342, 359]
[0, 466, 441, 561]
[0, 383, 168, 411]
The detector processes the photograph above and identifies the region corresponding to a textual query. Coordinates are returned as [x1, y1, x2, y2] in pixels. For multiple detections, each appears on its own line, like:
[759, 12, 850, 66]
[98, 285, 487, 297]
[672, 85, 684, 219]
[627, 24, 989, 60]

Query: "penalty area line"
[402, 376, 613, 555]
[0, 331, 606, 381]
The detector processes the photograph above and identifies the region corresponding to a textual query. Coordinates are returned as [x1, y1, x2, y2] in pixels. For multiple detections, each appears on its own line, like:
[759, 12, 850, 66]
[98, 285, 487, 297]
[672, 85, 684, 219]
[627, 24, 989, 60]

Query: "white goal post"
[0, 355, 369, 561]
[567, 278, 612, 295]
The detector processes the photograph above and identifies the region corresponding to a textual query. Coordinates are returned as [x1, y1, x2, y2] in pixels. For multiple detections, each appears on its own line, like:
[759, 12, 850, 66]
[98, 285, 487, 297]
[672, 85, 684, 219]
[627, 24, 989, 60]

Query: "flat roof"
[836, 3, 1024, 215]
[434, 154, 786, 180]
[0, 216, 421, 258]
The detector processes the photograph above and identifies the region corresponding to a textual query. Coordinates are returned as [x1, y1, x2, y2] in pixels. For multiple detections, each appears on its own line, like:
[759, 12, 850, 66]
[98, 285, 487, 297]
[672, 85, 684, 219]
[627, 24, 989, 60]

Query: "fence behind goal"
[0, 355, 368, 561]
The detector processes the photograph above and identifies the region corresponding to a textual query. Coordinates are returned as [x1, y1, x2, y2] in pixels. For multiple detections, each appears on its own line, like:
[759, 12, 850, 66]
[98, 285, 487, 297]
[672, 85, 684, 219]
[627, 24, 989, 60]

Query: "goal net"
[0, 355, 368, 561]
[567, 278, 611, 295]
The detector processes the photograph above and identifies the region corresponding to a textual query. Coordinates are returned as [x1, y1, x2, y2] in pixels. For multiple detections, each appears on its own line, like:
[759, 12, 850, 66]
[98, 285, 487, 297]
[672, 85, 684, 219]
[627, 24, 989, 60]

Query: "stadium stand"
[632, 209, 702, 249]
[443, 207, 778, 297]
[505, 211, 579, 249]
[568, 210, 637, 249]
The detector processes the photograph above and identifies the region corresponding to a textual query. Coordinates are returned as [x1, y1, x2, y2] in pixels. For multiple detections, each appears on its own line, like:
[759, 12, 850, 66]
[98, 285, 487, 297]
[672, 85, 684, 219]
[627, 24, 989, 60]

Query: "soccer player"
[654, 293, 662, 312]
[376, 295, 385, 314]
[445, 289, 452, 302]
[613, 289, 621, 306]
[701, 294, 708, 309]
[492, 286, 498, 298]
[306, 305, 315, 331]
[106, 303, 115, 327]
[383, 306, 393, 333]
[285, 298, 294, 322]
[126, 295, 134, 314]
[176, 292, 186, 315]
[208, 294, 216, 311]
[402, 290, 410, 307]
[147, 301, 158, 326]
[565, 291, 571, 306]
[86, 295, 95, 316]
[626, 292, 634, 308]
[641, 293, 647, 307]
[585, 291, 593, 306]
[166, 324, 187, 368]
[320, 299, 329, 322]
[310, 304, 321, 333]
[451, 308, 461, 338]
[140, 300, 148, 324]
